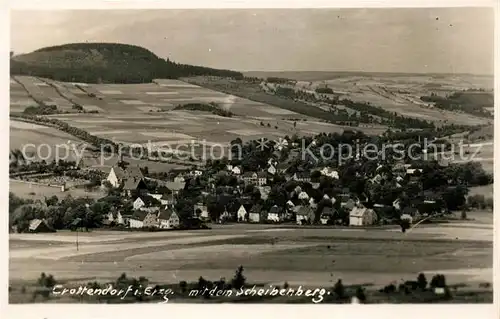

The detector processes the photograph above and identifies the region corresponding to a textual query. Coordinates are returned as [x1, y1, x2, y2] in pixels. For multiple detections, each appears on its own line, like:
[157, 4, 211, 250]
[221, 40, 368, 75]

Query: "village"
[10, 128, 490, 234]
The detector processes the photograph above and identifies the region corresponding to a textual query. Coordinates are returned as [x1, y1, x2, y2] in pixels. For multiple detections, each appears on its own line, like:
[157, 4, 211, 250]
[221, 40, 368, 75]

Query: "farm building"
[292, 172, 311, 183]
[28, 219, 54, 233]
[102, 210, 124, 226]
[237, 204, 252, 222]
[349, 207, 377, 226]
[267, 164, 277, 175]
[129, 211, 149, 229]
[249, 205, 263, 223]
[320, 207, 336, 225]
[158, 209, 180, 229]
[133, 195, 161, 210]
[267, 205, 284, 222]
[294, 205, 314, 225]
[106, 165, 144, 187]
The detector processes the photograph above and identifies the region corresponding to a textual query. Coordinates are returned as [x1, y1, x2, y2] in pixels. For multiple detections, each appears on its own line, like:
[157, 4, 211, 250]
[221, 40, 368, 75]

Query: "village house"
[294, 205, 315, 225]
[232, 166, 242, 175]
[102, 209, 124, 226]
[292, 172, 311, 183]
[249, 205, 263, 223]
[320, 207, 336, 225]
[237, 204, 252, 222]
[28, 219, 54, 233]
[128, 211, 149, 229]
[257, 172, 267, 186]
[349, 207, 377, 226]
[158, 208, 180, 229]
[267, 164, 277, 175]
[298, 191, 310, 201]
[106, 165, 147, 197]
[241, 172, 257, 184]
[148, 193, 172, 206]
[267, 205, 283, 222]
[133, 195, 161, 211]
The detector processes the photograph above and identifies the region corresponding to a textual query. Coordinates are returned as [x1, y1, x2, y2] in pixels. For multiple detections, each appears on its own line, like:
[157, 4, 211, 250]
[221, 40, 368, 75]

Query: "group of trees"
[11, 43, 243, 83]
[173, 102, 233, 117]
[9, 192, 136, 232]
[420, 92, 493, 118]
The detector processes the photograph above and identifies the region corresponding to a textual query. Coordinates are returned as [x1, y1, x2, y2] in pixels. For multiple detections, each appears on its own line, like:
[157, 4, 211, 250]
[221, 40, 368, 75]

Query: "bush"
[355, 287, 366, 303]
[231, 265, 246, 289]
[417, 273, 427, 290]
[333, 279, 345, 299]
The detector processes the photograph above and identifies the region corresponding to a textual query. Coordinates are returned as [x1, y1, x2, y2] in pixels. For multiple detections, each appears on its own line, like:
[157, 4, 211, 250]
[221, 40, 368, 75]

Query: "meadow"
[9, 213, 492, 296]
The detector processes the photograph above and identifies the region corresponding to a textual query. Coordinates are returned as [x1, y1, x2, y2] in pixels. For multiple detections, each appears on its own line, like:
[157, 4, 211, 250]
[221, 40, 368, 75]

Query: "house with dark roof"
[267, 205, 284, 222]
[292, 171, 311, 182]
[249, 204, 263, 223]
[241, 172, 258, 184]
[294, 205, 315, 225]
[158, 208, 180, 229]
[133, 195, 161, 211]
[349, 207, 377, 226]
[257, 172, 267, 185]
[107, 165, 143, 187]
[320, 207, 336, 225]
[129, 211, 150, 228]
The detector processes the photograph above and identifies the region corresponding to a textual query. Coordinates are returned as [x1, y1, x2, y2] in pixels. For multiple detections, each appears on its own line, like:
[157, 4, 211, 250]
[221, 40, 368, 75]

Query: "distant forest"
[10, 43, 243, 83]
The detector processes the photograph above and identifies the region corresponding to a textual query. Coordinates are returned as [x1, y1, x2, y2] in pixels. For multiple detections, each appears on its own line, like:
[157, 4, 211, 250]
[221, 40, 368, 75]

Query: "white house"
[349, 207, 377, 226]
[267, 164, 277, 175]
[267, 205, 283, 222]
[257, 172, 267, 186]
[248, 205, 262, 223]
[237, 204, 251, 222]
[294, 205, 314, 225]
[158, 209, 180, 229]
[298, 191, 310, 201]
[129, 211, 148, 229]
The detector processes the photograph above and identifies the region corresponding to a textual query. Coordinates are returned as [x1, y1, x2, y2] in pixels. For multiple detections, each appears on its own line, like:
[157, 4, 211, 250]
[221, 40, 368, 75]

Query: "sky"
[10, 8, 494, 74]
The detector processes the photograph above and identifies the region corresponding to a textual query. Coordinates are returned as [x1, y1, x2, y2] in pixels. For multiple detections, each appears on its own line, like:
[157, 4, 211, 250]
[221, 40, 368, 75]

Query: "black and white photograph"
[7, 3, 496, 309]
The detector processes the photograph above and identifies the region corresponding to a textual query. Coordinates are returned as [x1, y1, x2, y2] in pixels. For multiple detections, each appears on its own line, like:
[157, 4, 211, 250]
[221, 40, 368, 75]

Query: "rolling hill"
[10, 43, 243, 84]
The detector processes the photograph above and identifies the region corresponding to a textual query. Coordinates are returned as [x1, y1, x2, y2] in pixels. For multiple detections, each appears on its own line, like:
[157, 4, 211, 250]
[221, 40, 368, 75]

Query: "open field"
[9, 179, 105, 200]
[10, 215, 493, 291]
[245, 72, 493, 126]
[11, 76, 390, 161]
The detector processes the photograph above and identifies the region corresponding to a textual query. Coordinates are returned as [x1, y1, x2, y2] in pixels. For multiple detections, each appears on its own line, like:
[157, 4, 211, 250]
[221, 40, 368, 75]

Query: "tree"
[179, 280, 187, 293]
[231, 265, 246, 289]
[355, 287, 366, 303]
[333, 279, 345, 299]
[430, 274, 447, 289]
[417, 273, 427, 290]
